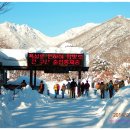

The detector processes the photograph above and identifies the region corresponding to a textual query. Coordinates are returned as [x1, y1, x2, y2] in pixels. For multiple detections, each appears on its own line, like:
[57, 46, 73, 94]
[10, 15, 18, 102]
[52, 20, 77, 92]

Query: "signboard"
[27, 53, 84, 67]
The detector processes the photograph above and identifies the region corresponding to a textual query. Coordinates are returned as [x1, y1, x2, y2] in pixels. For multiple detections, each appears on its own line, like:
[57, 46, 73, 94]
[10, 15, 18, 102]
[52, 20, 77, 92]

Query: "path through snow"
[10, 93, 107, 128]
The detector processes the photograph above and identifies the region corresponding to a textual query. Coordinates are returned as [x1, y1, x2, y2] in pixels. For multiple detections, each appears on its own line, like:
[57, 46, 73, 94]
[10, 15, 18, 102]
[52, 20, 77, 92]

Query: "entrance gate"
[0, 49, 89, 88]
[27, 53, 89, 88]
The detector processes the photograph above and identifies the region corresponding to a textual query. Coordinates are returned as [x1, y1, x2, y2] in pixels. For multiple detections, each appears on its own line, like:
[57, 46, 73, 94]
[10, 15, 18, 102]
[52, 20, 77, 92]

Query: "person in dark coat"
[84, 80, 90, 96]
[70, 78, 77, 98]
[66, 81, 71, 97]
[77, 81, 81, 97]
[108, 80, 114, 98]
[100, 82, 105, 99]
[81, 82, 85, 96]
[47, 89, 50, 96]
[38, 80, 44, 94]
[21, 80, 27, 89]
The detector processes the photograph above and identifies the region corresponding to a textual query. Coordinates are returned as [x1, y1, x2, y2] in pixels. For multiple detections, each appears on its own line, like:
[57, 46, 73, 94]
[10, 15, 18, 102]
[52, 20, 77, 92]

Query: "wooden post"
[30, 69, 33, 89]
[78, 70, 81, 80]
[34, 69, 36, 89]
[3, 69, 7, 85]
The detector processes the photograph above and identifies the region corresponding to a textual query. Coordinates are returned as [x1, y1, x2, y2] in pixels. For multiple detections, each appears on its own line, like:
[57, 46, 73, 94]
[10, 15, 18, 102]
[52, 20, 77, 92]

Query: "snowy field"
[0, 76, 130, 128]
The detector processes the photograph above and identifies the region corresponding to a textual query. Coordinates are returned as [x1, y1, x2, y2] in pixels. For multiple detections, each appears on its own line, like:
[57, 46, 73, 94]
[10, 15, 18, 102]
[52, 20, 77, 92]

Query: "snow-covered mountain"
[52, 23, 98, 46]
[0, 22, 97, 49]
[66, 16, 130, 77]
[1, 16, 130, 78]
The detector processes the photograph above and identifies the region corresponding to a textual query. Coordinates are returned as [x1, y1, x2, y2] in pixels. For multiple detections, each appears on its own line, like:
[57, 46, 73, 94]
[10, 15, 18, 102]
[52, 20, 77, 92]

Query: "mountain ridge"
[1, 15, 130, 79]
[66, 15, 130, 78]
[0, 21, 98, 48]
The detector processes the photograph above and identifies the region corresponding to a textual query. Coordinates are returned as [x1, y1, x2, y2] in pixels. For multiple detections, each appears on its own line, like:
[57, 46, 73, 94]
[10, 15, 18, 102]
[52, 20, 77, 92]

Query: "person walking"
[70, 78, 77, 98]
[96, 82, 100, 90]
[108, 80, 114, 98]
[61, 83, 66, 98]
[38, 80, 44, 94]
[81, 82, 85, 96]
[47, 89, 50, 96]
[66, 81, 71, 97]
[77, 81, 81, 97]
[84, 80, 90, 96]
[54, 83, 58, 98]
[114, 80, 119, 92]
[100, 82, 105, 99]
[20, 80, 27, 89]
[119, 80, 125, 88]
[57, 83, 60, 95]
[94, 82, 100, 95]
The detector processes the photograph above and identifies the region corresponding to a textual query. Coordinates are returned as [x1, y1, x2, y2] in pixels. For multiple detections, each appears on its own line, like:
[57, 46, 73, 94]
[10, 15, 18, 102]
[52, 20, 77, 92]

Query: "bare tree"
[0, 2, 10, 14]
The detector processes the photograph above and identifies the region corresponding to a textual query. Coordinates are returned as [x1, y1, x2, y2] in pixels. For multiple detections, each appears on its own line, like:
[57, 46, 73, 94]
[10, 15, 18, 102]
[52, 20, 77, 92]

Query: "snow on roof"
[0, 49, 28, 66]
[0, 47, 89, 67]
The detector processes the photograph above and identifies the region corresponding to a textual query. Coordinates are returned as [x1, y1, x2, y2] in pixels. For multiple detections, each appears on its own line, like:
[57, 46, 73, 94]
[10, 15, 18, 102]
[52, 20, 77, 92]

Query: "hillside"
[66, 16, 130, 78]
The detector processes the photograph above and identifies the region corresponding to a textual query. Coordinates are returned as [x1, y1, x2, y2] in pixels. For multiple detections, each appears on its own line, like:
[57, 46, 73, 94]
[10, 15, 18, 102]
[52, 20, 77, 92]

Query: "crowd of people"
[19, 77, 128, 100]
[53, 79, 90, 99]
[52, 78, 128, 99]
[94, 79, 125, 99]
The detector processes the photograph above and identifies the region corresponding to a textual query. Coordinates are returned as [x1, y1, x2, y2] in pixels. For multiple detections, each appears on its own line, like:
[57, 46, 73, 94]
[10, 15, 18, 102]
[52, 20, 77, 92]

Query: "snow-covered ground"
[0, 76, 130, 128]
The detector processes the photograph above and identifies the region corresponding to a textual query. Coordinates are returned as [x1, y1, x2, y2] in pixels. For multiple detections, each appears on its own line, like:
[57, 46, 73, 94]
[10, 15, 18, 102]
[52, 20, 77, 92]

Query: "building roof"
[0, 47, 89, 68]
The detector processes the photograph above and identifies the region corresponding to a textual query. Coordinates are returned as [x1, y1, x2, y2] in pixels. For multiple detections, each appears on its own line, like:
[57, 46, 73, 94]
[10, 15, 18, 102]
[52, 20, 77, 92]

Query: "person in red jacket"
[57, 83, 60, 95]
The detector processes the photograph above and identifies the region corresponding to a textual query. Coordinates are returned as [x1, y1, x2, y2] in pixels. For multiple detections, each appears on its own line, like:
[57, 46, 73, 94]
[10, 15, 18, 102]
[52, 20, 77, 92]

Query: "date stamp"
[112, 112, 130, 118]
[109, 112, 130, 123]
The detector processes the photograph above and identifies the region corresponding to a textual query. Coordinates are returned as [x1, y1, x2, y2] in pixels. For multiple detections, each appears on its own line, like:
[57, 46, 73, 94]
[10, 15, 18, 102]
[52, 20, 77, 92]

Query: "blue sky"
[1, 2, 130, 37]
